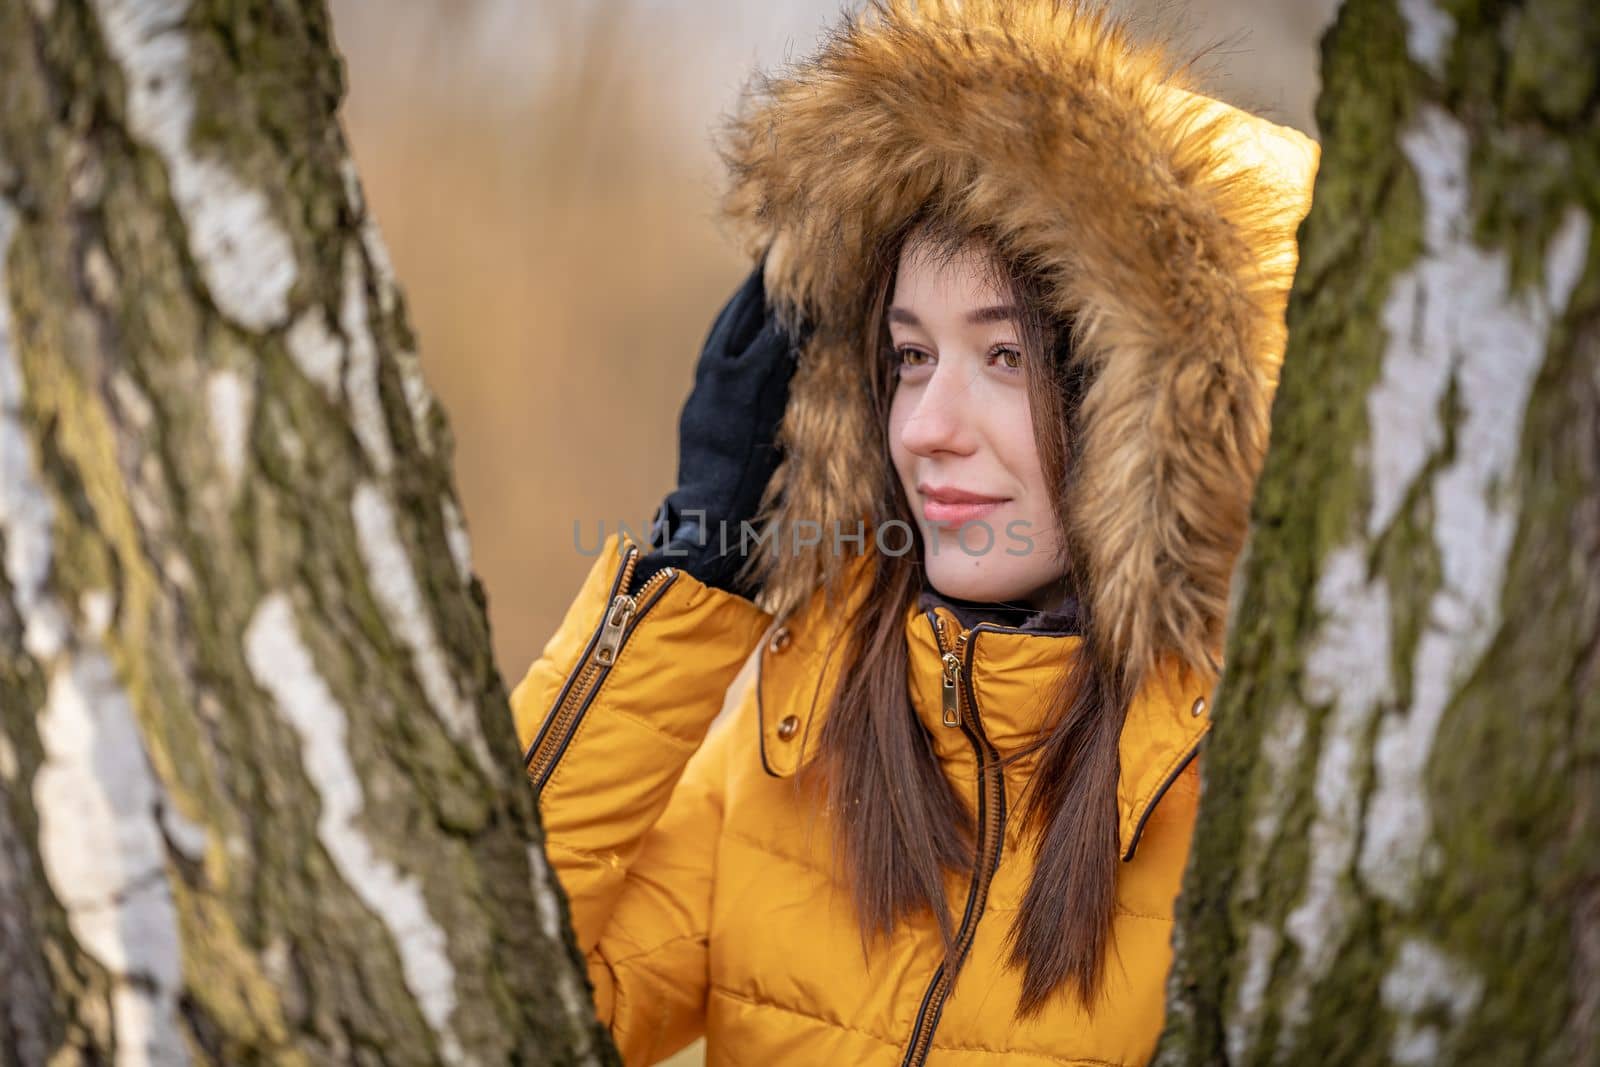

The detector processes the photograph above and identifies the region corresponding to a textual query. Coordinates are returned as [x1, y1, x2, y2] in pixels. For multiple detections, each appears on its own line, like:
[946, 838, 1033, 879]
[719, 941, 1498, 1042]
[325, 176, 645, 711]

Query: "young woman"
[511, 2, 1318, 1064]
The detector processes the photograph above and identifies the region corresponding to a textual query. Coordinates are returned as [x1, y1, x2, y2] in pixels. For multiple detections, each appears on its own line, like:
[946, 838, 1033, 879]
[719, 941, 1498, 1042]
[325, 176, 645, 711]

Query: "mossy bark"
[0, 1, 616, 1063]
[1155, 0, 1599, 1064]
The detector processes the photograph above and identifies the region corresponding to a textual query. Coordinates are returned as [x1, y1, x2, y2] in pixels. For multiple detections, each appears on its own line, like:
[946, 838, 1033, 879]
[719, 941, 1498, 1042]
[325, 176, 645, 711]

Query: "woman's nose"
[898, 362, 980, 458]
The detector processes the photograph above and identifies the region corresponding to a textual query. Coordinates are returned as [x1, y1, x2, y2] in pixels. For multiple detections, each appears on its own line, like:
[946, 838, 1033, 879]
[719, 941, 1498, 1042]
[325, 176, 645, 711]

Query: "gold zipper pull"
[941, 651, 962, 727]
[594, 593, 637, 665]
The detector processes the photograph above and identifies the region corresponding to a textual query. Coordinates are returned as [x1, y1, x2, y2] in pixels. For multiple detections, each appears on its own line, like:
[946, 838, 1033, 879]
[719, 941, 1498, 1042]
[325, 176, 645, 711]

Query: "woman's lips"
[923, 499, 1005, 525]
[918, 486, 1010, 526]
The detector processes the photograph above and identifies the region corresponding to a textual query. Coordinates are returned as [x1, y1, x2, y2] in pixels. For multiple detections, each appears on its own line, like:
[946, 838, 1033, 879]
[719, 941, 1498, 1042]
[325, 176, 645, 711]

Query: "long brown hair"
[796, 208, 1129, 1017]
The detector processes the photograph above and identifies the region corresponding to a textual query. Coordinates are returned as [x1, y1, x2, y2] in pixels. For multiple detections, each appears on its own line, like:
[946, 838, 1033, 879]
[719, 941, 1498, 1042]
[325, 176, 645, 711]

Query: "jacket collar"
[914, 583, 1085, 638]
[755, 552, 1212, 862]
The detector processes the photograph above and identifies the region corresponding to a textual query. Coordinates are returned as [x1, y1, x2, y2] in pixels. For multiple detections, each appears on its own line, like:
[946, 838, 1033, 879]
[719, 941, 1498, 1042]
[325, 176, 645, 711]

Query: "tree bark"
[1157, 0, 1598, 1063]
[0, 1, 616, 1063]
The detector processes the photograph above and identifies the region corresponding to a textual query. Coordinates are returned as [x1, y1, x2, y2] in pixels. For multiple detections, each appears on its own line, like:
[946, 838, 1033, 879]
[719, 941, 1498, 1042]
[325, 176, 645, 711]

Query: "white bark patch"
[1398, 0, 1455, 77]
[528, 845, 602, 1066]
[31, 595, 172, 1043]
[1227, 921, 1281, 1065]
[351, 483, 495, 778]
[1366, 105, 1470, 539]
[286, 307, 344, 399]
[339, 158, 398, 319]
[1240, 703, 1308, 904]
[1278, 546, 1393, 1047]
[91, 0, 295, 331]
[243, 594, 468, 1066]
[1225, 699, 1307, 1061]
[1366, 293, 1450, 540]
[21, 600, 70, 662]
[110, 370, 156, 432]
[84, 243, 119, 306]
[0, 200, 54, 628]
[336, 158, 435, 454]
[528, 844, 563, 943]
[441, 495, 473, 585]
[341, 244, 394, 475]
[158, 799, 208, 863]
[205, 369, 252, 492]
[81, 589, 115, 637]
[5, 195, 189, 1065]
[398, 351, 436, 455]
[1542, 204, 1592, 312]
[1360, 109, 1593, 906]
[38, 693, 194, 1067]
[1380, 937, 1484, 1065]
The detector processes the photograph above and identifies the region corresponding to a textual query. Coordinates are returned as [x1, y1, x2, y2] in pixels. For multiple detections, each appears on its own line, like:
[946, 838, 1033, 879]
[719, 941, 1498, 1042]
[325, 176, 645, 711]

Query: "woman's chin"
[923, 563, 1031, 607]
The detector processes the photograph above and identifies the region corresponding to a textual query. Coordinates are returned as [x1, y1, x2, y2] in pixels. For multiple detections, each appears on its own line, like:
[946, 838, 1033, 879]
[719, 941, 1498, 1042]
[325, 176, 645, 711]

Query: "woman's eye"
[989, 345, 1024, 371]
[895, 346, 933, 371]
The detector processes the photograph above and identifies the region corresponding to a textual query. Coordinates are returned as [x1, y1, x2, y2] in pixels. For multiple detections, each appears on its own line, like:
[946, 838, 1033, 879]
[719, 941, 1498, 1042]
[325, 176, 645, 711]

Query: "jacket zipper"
[524, 541, 678, 791]
[901, 610, 1007, 1067]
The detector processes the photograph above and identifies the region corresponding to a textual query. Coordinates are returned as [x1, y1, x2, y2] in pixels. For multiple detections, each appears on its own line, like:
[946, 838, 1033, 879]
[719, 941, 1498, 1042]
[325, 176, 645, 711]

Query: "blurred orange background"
[327, 4, 1335, 1058]
[329, 0, 1336, 679]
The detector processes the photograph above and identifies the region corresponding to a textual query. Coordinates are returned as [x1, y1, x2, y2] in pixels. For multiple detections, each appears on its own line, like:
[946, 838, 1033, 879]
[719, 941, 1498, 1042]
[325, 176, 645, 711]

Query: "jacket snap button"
[768, 626, 792, 653]
[1191, 697, 1207, 718]
[776, 715, 800, 741]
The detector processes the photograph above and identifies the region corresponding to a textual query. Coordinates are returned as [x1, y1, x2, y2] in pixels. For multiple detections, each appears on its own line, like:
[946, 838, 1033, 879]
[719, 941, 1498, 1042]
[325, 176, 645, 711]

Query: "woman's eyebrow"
[966, 304, 1021, 325]
[886, 305, 1021, 326]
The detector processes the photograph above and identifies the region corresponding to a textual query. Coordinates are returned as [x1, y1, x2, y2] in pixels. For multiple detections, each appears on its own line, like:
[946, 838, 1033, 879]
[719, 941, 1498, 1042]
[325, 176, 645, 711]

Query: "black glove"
[629, 256, 806, 598]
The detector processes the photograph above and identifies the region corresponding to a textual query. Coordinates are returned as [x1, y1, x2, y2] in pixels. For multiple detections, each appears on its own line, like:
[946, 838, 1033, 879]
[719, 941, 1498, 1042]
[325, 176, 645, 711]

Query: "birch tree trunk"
[0, 1, 615, 1063]
[1157, 0, 1598, 1063]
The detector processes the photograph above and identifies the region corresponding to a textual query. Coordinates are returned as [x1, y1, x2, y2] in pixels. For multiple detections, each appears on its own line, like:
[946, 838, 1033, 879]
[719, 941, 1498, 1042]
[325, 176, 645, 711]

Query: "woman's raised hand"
[632, 255, 807, 598]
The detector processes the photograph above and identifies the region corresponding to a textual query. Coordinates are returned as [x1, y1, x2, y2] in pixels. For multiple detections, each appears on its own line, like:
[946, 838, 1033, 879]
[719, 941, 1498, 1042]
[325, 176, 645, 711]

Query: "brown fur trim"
[719, 0, 1318, 691]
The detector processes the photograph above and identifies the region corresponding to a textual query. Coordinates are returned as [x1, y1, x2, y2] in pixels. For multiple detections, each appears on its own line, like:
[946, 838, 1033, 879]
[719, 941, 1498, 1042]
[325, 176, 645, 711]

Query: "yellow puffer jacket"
[511, 2, 1318, 1063]
[513, 531, 1216, 1066]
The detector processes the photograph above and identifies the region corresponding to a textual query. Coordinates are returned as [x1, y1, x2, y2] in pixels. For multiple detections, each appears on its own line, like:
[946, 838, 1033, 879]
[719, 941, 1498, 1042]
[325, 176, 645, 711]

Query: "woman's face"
[887, 239, 1069, 609]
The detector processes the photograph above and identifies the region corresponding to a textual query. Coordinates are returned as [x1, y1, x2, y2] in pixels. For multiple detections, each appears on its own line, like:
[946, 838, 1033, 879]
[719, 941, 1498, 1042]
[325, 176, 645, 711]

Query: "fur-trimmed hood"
[719, 0, 1318, 691]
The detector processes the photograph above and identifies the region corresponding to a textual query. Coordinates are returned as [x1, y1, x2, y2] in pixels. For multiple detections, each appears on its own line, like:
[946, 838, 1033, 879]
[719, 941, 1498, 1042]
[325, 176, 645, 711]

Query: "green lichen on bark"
[0, 0, 617, 1063]
[1404, 6, 1600, 1060]
[1156, 0, 1425, 1058]
[1426, 285, 1600, 1062]
[0, 5, 152, 1062]
[1504, 0, 1600, 123]
[1157, 0, 1600, 1063]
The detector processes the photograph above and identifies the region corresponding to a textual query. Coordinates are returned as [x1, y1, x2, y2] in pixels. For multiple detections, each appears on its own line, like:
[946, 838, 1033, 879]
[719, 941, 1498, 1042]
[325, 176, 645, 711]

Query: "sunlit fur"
[718, 0, 1318, 696]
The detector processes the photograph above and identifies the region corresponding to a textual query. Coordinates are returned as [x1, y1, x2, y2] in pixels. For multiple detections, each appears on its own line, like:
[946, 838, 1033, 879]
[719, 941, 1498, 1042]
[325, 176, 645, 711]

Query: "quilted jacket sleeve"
[509, 530, 772, 1064]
